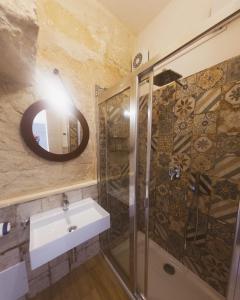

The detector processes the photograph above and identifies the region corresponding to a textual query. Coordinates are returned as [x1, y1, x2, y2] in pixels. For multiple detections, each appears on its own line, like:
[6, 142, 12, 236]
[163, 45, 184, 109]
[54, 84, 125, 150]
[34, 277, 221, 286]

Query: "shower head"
[154, 69, 188, 89]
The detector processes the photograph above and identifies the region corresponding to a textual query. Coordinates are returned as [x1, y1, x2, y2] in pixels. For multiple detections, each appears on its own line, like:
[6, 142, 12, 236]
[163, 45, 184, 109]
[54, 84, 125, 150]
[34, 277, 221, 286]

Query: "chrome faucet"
[62, 193, 70, 211]
[169, 165, 181, 181]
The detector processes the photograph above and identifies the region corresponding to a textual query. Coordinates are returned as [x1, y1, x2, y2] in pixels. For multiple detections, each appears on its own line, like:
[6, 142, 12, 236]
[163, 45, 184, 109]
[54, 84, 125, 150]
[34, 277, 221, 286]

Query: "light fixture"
[35, 68, 73, 115]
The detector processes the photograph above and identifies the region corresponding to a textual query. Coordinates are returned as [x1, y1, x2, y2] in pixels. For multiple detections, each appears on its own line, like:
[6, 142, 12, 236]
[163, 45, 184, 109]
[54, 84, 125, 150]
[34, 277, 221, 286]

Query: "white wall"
[154, 17, 240, 79]
[135, 0, 240, 76]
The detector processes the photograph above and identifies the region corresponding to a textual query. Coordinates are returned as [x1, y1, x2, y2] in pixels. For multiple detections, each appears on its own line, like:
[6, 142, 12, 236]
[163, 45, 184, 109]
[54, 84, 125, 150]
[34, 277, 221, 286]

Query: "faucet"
[62, 193, 70, 211]
[169, 165, 181, 181]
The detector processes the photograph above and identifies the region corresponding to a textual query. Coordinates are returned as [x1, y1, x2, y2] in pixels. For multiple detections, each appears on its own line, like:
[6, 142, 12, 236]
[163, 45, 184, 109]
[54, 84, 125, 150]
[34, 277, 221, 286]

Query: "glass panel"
[136, 78, 150, 296]
[99, 88, 131, 279]
[147, 55, 240, 299]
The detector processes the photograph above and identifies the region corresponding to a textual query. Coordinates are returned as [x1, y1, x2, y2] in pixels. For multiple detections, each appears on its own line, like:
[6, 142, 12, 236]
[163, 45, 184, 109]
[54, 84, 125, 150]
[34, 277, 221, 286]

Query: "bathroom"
[0, 0, 240, 299]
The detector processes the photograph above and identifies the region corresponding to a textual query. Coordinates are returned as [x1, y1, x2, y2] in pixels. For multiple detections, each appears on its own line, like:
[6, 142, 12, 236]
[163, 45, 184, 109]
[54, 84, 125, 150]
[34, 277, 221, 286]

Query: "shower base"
[111, 232, 224, 300]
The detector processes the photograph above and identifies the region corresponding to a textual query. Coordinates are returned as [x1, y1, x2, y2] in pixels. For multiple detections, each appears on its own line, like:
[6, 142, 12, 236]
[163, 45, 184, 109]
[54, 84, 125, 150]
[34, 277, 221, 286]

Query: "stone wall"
[0, 0, 135, 201]
[0, 0, 39, 84]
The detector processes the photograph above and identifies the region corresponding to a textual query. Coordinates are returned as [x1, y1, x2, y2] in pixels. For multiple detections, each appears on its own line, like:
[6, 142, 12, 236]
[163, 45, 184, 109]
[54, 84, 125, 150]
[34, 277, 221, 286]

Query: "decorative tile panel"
[193, 112, 217, 136]
[147, 54, 240, 297]
[196, 63, 227, 91]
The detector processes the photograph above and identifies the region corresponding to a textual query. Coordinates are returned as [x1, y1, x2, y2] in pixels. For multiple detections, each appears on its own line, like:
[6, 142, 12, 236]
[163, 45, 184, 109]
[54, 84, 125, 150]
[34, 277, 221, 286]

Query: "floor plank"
[32, 254, 130, 300]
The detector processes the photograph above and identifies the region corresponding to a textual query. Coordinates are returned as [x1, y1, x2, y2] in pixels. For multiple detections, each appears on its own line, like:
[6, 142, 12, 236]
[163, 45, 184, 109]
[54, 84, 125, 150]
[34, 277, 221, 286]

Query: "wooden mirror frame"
[20, 100, 89, 162]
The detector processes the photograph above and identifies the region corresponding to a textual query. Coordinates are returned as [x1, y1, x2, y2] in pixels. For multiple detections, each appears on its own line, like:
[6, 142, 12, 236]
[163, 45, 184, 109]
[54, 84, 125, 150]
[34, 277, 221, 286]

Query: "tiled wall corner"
[0, 183, 100, 298]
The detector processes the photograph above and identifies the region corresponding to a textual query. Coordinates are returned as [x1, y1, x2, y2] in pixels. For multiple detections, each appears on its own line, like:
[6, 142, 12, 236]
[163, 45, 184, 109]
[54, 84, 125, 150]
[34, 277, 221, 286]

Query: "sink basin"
[29, 198, 110, 269]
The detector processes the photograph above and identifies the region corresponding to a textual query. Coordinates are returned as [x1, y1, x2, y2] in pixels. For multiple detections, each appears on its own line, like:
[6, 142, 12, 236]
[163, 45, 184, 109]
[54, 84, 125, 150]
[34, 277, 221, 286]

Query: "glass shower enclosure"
[97, 13, 240, 300]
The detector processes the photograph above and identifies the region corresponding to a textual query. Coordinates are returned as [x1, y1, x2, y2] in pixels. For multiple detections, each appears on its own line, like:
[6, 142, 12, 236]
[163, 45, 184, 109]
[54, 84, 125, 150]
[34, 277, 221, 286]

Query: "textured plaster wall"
[0, 0, 135, 201]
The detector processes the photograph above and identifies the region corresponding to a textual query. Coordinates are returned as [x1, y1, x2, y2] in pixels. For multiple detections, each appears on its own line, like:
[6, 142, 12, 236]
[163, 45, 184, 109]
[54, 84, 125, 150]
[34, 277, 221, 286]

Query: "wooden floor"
[33, 254, 130, 300]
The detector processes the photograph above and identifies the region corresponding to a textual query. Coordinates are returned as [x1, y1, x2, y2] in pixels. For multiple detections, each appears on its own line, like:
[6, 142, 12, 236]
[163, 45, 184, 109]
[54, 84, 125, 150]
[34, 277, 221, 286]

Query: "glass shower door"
[136, 74, 153, 299]
[98, 53, 240, 300]
[98, 80, 137, 292]
[146, 57, 240, 300]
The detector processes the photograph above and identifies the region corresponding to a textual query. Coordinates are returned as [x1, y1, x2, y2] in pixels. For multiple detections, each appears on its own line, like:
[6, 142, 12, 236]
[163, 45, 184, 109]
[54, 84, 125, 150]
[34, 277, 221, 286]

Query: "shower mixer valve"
[169, 166, 181, 181]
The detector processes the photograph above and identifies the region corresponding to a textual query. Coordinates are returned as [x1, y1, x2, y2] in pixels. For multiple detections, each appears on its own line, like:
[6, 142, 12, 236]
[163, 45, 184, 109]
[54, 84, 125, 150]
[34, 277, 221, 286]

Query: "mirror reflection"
[32, 109, 83, 154]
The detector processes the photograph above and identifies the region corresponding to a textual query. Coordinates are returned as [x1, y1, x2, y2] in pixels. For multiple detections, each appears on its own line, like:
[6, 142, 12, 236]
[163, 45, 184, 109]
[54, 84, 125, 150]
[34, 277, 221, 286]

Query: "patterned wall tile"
[176, 73, 203, 100]
[224, 82, 240, 106]
[170, 153, 191, 172]
[198, 195, 211, 215]
[215, 177, 239, 201]
[156, 167, 170, 184]
[196, 62, 227, 91]
[211, 155, 240, 181]
[157, 153, 171, 168]
[168, 196, 188, 237]
[107, 91, 130, 138]
[218, 81, 240, 134]
[200, 252, 229, 296]
[216, 132, 240, 158]
[199, 174, 212, 195]
[153, 82, 176, 106]
[191, 154, 215, 173]
[227, 56, 240, 82]
[209, 197, 239, 225]
[209, 179, 239, 224]
[195, 87, 222, 113]
[174, 97, 195, 119]
[192, 134, 216, 155]
[167, 231, 185, 260]
[182, 254, 203, 276]
[173, 132, 192, 155]
[149, 55, 240, 297]
[193, 112, 217, 136]
[152, 135, 173, 154]
[185, 209, 208, 246]
[155, 184, 171, 207]
[174, 117, 193, 136]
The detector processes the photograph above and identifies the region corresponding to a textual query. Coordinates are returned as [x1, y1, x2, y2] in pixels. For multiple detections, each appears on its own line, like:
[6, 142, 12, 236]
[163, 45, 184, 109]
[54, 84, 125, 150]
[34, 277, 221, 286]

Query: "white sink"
[29, 198, 110, 270]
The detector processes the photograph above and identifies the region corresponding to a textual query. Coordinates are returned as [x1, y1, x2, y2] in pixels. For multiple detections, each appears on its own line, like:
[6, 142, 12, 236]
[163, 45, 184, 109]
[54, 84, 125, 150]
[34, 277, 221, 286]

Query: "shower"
[97, 19, 240, 300]
[153, 69, 188, 89]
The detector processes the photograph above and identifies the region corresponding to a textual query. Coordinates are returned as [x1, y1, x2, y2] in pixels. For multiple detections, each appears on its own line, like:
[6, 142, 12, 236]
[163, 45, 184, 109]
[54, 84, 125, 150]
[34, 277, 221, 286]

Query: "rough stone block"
[0, 0, 39, 84]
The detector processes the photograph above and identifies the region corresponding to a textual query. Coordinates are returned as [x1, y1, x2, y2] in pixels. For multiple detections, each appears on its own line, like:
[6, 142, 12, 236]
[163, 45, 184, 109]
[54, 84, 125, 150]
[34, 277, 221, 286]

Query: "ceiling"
[98, 0, 170, 34]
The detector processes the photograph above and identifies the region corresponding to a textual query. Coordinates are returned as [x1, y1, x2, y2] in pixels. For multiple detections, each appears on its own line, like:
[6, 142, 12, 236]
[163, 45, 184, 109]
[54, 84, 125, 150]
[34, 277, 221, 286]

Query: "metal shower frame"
[97, 9, 240, 300]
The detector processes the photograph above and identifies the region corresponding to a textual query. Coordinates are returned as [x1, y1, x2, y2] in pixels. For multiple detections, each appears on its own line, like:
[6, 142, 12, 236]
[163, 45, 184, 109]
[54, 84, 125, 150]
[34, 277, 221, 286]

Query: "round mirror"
[33, 109, 83, 154]
[21, 101, 89, 161]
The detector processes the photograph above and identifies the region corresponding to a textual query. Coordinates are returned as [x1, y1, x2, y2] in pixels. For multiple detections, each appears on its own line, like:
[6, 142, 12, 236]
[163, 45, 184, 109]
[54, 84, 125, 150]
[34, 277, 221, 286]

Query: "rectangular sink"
[29, 198, 110, 270]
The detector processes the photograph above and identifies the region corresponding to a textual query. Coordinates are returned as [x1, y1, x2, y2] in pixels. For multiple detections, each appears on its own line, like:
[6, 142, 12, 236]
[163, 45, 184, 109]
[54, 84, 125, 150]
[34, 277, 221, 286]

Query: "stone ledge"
[0, 179, 97, 208]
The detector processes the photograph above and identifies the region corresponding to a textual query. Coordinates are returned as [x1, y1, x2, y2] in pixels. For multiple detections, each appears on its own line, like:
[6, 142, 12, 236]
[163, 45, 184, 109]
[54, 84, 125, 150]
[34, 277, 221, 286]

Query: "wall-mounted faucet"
[62, 193, 70, 211]
[169, 166, 181, 181]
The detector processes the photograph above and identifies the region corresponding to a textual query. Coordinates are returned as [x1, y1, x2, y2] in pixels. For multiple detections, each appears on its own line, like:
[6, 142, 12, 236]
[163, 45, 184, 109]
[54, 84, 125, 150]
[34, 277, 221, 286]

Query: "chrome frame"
[143, 72, 154, 298]
[97, 9, 240, 300]
[98, 78, 139, 294]
[102, 251, 136, 300]
[129, 76, 139, 293]
[227, 200, 240, 300]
